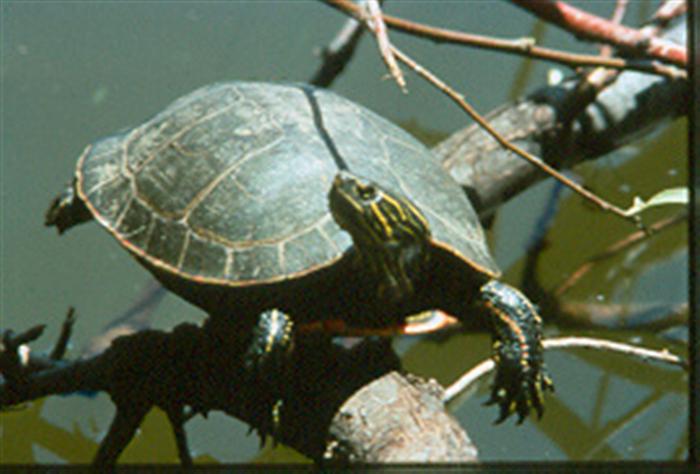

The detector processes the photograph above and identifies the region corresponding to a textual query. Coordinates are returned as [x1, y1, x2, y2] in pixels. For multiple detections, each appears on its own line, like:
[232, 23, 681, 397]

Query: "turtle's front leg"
[477, 280, 554, 424]
[243, 309, 295, 441]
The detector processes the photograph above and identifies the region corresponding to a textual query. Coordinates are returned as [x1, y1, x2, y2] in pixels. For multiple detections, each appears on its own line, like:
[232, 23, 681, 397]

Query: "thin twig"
[574, 1, 685, 124]
[444, 336, 686, 403]
[2, 325, 46, 349]
[558, 300, 687, 330]
[389, 45, 636, 222]
[545, 337, 687, 368]
[573, 0, 629, 127]
[50, 307, 75, 360]
[323, 0, 685, 80]
[364, 0, 406, 92]
[94, 403, 151, 466]
[599, 0, 629, 59]
[510, 0, 686, 67]
[0, 325, 46, 386]
[555, 211, 686, 296]
[590, 0, 680, 87]
[653, 0, 687, 26]
[309, 0, 367, 87]
[166, 406, 193, 467]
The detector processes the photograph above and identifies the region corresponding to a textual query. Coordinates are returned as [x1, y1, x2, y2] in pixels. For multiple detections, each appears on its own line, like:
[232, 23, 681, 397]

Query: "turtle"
[46, 81, 553, 424]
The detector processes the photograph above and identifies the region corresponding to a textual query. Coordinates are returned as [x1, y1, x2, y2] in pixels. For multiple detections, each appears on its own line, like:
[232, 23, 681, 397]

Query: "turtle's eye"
[356, 184, 377, 201]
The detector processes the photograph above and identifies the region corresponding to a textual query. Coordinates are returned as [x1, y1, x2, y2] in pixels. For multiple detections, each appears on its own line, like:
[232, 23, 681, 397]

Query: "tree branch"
[434, 17, 686, 217]
[510, 0, 687, 66]
[322, 0, 685, 79]
[1, 318, 477, 465]
[444, 336, 687, 403]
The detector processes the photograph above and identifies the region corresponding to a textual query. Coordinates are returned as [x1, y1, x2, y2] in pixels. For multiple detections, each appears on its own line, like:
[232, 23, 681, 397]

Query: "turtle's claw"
[487, 349, 554, 424]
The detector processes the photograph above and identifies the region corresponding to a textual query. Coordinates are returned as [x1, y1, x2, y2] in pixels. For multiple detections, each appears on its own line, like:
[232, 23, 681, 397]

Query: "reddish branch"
[323, 0, 685, 79]
[510, 0, 686, 66]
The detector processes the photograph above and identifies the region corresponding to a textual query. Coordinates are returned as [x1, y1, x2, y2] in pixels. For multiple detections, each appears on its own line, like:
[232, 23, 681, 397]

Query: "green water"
[1, 1, 687, 463]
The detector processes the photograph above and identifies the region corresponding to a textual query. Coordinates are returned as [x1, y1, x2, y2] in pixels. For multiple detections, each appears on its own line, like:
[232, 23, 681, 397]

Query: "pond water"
[1, 1, 687, 464]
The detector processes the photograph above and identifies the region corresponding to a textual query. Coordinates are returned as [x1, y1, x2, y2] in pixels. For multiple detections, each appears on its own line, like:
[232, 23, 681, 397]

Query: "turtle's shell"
[75, 82, 499, 290]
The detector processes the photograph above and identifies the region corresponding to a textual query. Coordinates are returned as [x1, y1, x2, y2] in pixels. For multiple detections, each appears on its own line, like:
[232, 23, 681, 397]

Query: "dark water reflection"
[1, 1, 687, 463]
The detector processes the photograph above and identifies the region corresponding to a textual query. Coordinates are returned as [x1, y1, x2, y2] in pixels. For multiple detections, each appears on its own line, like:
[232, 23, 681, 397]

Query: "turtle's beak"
[328, 172, 363, 232]
[331, 170, 362, 192]
[332, 171, 349, 188]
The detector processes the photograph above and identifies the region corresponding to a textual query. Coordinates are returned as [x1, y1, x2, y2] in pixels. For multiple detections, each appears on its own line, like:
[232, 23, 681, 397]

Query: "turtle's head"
[328, 171, 431, 302]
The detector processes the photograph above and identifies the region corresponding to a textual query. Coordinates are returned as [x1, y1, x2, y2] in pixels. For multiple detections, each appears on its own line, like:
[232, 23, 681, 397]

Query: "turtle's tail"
[45, 181, 93, 234]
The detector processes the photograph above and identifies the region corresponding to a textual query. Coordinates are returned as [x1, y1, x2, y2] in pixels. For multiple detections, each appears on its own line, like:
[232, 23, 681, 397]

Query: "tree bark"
[435, 18, 686, 217]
